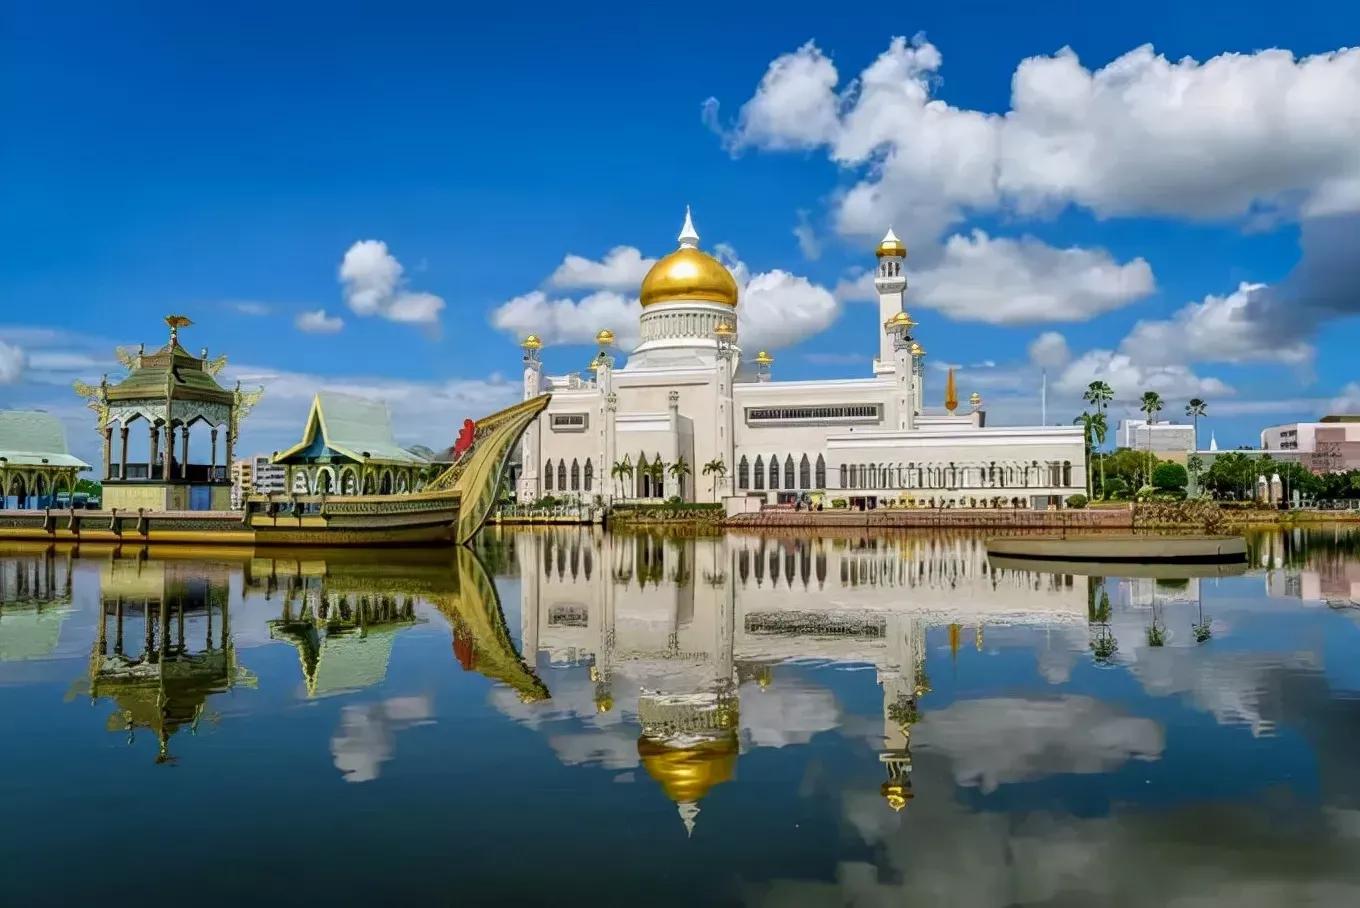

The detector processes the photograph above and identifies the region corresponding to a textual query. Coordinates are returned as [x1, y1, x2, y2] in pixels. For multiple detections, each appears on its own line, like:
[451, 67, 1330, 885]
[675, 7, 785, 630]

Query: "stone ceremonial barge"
[0, 317, 550, 547]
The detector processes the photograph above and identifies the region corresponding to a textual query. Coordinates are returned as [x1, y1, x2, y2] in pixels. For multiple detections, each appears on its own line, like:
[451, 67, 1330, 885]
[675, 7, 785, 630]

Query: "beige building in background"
[518, 211, 1085, 509]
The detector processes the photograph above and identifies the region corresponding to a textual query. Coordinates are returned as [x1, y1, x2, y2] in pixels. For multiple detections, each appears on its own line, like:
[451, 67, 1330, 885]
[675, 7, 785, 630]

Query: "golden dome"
[641, 247, 738, 308]
[714, 320, 736, 339]
[909, 341, 925, 357]
[969, 391, 982, 406]
[596, 328, 615, 346]
[876, 227, 907, 259]
[885, 311, 916, 331]
[881, 779, 914, 812]
[638, 734, 737, 805]
[639, 207, 738, 308]
[521, 334, 542, 350]
[754, 350, 773, 366]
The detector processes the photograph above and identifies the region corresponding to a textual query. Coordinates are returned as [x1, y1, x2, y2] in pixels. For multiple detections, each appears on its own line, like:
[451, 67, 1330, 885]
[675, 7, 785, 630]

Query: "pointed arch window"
[570, 459, 580, 491]
[753, 455, 765, 490]
[584, 459, 594, 491]
[814, 455, 826, 489]
[544, 459, 554, 491]
[769, 455, 780, 490]
[785, 455, 796, 489]
[558, 461, 567, 491]
[799, 454, 811, 489]
[738, 455, 750, 490]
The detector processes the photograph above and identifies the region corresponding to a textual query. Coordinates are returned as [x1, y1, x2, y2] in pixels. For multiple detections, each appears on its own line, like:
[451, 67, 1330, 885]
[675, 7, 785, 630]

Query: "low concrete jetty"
[986, 534, 1247, 564]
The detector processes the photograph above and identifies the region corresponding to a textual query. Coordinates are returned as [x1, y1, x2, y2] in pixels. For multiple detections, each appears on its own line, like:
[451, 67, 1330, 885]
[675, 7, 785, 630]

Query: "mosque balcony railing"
[116, 463, 228, 483]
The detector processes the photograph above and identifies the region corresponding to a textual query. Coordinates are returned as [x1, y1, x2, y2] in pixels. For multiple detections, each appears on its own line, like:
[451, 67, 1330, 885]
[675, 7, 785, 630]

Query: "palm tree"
[1140, 391, 1163, 487]
[701, 457, 727, 502]
[1073, 412, 1096, 498]
[1185, 397, 1207, 449]
[645, 459, 666, 499]
[610, 457, 633, 500]
[1083, 381, 1114, 495]
[668, 456, 692, 500]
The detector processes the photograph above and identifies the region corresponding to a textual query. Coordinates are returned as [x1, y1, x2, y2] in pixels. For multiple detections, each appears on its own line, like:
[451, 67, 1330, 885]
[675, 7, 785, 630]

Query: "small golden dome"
[909, 341, 925, 357]
[714, 320, 736, 338]
[596, 328, 615, 346]
[876, 227, 907, 259]
[885, 311, 916, 331]
[638, 735, 737, 805]
[969, 392, 981, 406]
[754, 351, 773, 366]
[881, 779, 914, 812]
[521, 334, 542, 350]
[639, 208, 738, 308]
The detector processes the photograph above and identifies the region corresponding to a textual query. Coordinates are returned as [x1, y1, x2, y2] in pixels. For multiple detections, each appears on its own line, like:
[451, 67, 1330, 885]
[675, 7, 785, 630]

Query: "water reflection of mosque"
[0, 546, 75, 662]
[517, 529, 1085, 830]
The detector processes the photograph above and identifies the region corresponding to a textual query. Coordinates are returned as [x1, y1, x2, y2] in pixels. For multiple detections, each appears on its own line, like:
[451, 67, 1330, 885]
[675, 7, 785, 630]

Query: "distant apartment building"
[1260, 416, 1360, 472]
[1119, 419, 1196, 462]
[230, 454, 287, 508]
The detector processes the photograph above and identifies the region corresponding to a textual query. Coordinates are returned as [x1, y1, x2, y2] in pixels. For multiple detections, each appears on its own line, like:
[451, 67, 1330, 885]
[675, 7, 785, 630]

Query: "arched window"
[584, 459, 594, 491]
[753, 456, 765, 490]
[558, 461, 567, 490]
[799, 454, 811, 489]
[838, 463, 846, 489]
[570, 459, 580, 491]
[784, 455, 795, 489]
[1063, 460, 1072, 487]
[738, 456, 750, 490]
[815, 455, 826, 489]
[544, 460, 554, 491]
[769, 455, 780, 489]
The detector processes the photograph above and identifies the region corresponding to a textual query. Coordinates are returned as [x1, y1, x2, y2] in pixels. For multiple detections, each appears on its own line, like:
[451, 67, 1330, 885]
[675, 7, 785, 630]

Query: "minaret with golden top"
[873, 227, 908, 376]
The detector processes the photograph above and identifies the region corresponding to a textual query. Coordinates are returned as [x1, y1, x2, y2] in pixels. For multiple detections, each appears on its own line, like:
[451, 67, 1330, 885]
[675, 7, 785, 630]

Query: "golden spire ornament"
[944, 367, 958, 414]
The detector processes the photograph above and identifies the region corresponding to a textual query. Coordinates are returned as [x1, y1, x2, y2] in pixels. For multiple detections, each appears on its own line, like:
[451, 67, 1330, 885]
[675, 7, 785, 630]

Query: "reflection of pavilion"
[0, 547, 75, 662]
[256, 558, 423, 698]
[516, 530, 1084, 827]
[84, 558, 249, 762]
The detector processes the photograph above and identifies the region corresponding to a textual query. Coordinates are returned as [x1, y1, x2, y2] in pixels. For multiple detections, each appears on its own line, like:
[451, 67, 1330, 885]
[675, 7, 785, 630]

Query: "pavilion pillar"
[149, 423, 161, 475]
[163, 424, 175, 481]
[101, 426, 112, 481]
[180, 425, 190, 479]
[119, 425, 129, 480]
[210, 427, 219, 479]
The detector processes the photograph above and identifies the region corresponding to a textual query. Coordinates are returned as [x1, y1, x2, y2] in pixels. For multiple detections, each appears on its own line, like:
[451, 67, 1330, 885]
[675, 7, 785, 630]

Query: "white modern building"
[1119, 419, 1196, 462]
[517, 211, 1085, 509]
[1260, 416, 1360, 472]
[230, 453, 286, 508]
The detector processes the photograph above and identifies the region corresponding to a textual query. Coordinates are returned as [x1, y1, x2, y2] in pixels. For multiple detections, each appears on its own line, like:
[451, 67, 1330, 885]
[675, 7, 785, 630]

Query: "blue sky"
[3, 0, 1359, 461]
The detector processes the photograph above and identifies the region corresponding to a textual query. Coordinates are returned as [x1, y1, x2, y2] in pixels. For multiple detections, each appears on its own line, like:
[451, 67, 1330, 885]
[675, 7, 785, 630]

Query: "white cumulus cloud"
[548, 246, 656, 291]
[1028, 331, 1071, 370]
[294, 308, 345, 334]
[1055, 349, 1233, 401]
[912, 230, 1155, 324]
[339, 240, 445, 326]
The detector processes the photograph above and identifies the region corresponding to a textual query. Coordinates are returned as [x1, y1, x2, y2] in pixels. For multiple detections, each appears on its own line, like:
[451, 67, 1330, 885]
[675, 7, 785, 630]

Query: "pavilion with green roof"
[272, 391, 428, 495]
[0, 410, 90, 509]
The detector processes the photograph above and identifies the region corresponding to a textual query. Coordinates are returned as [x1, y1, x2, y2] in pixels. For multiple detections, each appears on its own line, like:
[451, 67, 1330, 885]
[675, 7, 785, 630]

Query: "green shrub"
[1152, 462, 1189, 491]
[830, 498, 847, 509]
[1065, 494, 1088, 509]
[1102, 477, 1129, 500]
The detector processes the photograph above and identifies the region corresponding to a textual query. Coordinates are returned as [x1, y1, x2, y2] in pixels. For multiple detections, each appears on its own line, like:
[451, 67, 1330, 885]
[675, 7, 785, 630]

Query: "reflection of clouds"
[739, 681, 840, 749]
[915, 696, 1163, 793]
[1130, 648, 1319, 738]
[330, 695, 432, 783]
[546, 730, 640, 769]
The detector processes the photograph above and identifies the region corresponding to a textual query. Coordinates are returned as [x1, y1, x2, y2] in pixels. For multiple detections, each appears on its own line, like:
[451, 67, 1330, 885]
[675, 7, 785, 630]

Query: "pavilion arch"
[340, 466, 360, 496]
[362, 471, 376, 495]
[292, 471, 311, 494]
[379, 468, 394, 495]
[315, 466, 336, 495]
[396, 472, 410, 493]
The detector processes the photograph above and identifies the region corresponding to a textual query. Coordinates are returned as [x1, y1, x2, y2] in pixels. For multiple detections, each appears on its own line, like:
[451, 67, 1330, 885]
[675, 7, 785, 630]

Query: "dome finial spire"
[678, 205, 700, 249]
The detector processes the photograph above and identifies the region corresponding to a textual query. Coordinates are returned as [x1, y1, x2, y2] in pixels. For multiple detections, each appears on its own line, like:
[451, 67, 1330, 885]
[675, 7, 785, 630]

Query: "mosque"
[517, 210, 1085, 509]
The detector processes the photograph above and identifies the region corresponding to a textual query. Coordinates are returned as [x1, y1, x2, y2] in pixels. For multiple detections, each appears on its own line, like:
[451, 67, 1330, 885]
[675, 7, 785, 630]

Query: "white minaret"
[873, 227, 907, 376]
[518, 335, 544, 503]
[886, 312, 917, 431]
[593, 329, 617, 503]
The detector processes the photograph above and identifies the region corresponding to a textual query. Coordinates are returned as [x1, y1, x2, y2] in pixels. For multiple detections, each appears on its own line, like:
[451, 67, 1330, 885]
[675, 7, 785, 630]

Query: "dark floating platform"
[985, 534, 1248, 565]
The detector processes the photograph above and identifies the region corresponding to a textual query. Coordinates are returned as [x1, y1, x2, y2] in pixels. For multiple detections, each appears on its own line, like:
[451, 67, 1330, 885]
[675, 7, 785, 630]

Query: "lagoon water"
[4, 527, 1360, 905]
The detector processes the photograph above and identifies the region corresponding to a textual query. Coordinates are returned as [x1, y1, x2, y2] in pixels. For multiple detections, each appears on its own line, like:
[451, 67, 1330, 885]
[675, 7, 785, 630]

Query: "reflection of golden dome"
[640, 207, 738, 308]
[596, 328, 615, 346]
[641, 247, 738, 308]
[881, 779, 913, 812]
[876, 227, 907, 259]
[521, 334, 542, 350]
[638, 734, 737, 805]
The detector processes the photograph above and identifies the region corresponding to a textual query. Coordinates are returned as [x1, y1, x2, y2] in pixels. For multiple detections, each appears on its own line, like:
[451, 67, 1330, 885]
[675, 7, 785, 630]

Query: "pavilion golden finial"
[165, 315, 193, 345]
[969, 391, 982, 411]
[944, 367, 958, 414]
[521, 334, 542, 351]
[595, 328, 615, 347]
